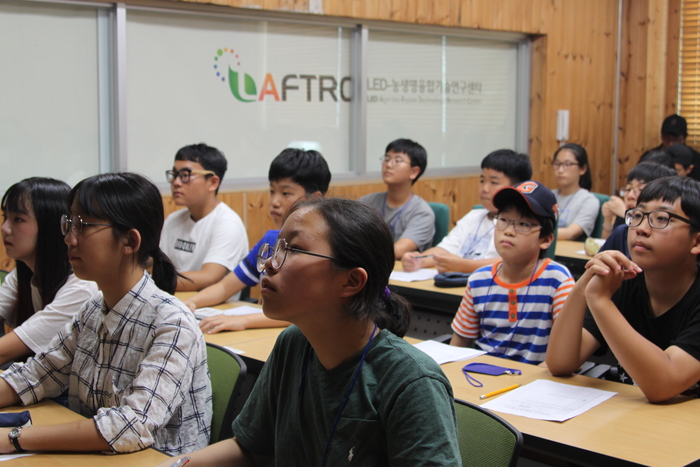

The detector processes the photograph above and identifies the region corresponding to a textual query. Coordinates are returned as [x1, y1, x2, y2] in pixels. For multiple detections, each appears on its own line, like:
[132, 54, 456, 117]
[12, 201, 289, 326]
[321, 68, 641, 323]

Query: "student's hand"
[182, 300, 197, 312]
[584, 251, 641, 300]
[602, 196, 626, 220]
[199, 315, 247, 334]
[401, 252, 422, 272]
[433, 253, 461, 273]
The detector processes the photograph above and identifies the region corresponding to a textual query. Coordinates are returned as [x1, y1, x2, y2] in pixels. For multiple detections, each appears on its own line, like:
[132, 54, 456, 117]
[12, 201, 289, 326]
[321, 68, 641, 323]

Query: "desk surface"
[444, 355, 700, 467]
[389, 261, 464, 297]
[554, 240, 591, 261]
[1, 400, 168, 466]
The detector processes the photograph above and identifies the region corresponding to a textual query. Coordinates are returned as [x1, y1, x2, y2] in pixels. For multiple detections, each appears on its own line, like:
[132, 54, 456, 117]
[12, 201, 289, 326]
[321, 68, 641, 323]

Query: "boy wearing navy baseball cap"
[450, 181, 575, 364]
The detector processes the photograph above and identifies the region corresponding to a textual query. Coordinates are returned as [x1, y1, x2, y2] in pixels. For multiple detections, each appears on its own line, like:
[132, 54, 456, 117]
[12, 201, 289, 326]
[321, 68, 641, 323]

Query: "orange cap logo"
[517, 181, 538, 194]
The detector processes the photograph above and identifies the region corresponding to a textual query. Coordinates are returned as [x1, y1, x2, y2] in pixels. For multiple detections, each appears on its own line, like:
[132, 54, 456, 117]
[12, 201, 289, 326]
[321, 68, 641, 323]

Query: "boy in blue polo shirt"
[450, 181, 574, 364]
[183, 148, 331, 333]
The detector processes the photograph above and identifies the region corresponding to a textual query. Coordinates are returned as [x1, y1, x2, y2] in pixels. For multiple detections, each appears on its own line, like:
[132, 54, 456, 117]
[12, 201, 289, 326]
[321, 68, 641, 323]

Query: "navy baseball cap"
[493, 180, 559, 222]
[661, 114, 688, 136]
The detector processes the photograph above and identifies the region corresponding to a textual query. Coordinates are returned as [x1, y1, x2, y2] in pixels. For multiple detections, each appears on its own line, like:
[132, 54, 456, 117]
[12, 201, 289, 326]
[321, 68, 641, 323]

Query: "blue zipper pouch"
[0, 411, 32, 428]
[462, 362, 522, 387]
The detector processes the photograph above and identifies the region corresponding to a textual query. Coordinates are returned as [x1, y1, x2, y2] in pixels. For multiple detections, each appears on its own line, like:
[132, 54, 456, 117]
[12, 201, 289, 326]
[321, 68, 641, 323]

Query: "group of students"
[0, 130, 699, 465]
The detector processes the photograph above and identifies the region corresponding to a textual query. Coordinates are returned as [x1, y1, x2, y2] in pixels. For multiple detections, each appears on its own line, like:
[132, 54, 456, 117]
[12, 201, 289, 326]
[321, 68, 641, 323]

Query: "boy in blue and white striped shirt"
[450, 180, 574, 364]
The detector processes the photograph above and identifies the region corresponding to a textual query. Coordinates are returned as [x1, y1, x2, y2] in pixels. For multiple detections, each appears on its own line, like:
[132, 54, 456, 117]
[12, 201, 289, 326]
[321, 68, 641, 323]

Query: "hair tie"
[382, 286, 391, 300]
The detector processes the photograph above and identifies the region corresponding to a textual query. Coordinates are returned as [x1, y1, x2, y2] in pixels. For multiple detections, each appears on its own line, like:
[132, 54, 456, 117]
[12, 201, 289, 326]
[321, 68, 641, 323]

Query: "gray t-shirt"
[360, 192, 436, 252]
[232, 325, 461, 466]
[553, 188, 600, 238]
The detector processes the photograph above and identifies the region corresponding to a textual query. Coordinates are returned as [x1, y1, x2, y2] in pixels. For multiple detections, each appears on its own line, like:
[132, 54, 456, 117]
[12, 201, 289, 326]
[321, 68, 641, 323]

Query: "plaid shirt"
[1, 272, 212, 455]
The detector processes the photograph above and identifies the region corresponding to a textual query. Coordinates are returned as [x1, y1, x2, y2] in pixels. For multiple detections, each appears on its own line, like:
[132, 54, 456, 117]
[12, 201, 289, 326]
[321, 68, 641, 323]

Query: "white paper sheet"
[481, 379, 617, 422]
[224, 347, 245, 355]
[0, 453, 33, 462]
[195, 305, 263, 320]
[413, 340, 486, 365]
[390, 269, 438, 282]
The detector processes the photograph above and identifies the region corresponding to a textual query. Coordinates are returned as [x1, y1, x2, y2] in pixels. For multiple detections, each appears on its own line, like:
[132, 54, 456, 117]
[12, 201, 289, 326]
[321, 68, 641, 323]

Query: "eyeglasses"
[165, 169, 215, 184]
[551, 161, 580, 170]
[493, 216, 542, 234]
[619, 184, 646, 197]
[60, 214, 113, 237]
[379, 155, 411, 167]
[256, 237, 338, 273]
[624, 208, 696, 230]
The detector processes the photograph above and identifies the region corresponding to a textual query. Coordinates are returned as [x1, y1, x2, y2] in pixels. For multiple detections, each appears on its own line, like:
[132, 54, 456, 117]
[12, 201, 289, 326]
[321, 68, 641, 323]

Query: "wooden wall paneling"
[529, 34, 547, 184]
[617, 0, 651, 190]
[664, 0, 681, 117]
[645, 0, 670, 150]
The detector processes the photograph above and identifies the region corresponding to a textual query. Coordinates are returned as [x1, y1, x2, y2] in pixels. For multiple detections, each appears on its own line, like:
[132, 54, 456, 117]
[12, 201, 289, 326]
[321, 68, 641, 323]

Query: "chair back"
[454, 398, 523, 467]
[428, 202, 450, 247]
[591, 192, 611, 238]
[544, 225, 557, 259]
[206, 342, 247, 443]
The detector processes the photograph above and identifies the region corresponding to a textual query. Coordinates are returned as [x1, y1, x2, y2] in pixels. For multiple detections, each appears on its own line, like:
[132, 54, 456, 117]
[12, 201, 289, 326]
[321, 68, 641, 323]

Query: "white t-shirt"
[0, 270, 98, 353]
[553, 188, 600, 237]
[436, 209, 499, 260]
[160, 202, 248, 272]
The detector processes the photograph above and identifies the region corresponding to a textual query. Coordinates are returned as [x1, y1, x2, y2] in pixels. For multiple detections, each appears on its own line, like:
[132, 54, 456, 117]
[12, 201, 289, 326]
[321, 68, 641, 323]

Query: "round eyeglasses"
[60, 214, 113, 237]
[493, 216, 542, 234]
[619, 184, 646, 198]
[624, 208, 696, 230]
[165, 169, 215, 184]
[256, 238, 338, 273]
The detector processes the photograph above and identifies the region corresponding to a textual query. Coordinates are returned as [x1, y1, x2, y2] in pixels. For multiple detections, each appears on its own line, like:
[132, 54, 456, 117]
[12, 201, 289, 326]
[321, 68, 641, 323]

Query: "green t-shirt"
[232, 325, 461, 466]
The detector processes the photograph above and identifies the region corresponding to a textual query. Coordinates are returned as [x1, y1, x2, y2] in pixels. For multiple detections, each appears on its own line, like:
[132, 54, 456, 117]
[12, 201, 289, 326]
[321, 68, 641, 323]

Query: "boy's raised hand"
[584, 250, 642, 301]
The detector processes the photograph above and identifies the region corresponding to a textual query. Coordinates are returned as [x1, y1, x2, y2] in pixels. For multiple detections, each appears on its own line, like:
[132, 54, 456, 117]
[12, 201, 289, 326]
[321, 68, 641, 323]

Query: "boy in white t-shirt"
[403, 149, 531, 273]
[161, 143, 248, 292]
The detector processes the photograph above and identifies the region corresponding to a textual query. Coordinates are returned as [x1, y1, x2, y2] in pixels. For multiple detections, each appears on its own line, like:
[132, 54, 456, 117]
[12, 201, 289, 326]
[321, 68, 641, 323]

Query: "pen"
[479, 384, 520, 400]
[414, 254, 434, 259]
[169, 456, 191, 467]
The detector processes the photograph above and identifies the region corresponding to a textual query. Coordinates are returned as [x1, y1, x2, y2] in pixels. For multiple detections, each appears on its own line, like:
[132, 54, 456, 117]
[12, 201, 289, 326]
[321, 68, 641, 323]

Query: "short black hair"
[638, 176, 700, 235]
[554, 143, 592, 190]
[498, 197, 555, 259]
[638, 148, 675, 169]
[481, 149, 532, 184]
[385, 138, 427, 184]
[268, 148, 332, 195]
[174, 143, 227, 193]
[627, 162, 676, 184]
[666, 144, 694, 169]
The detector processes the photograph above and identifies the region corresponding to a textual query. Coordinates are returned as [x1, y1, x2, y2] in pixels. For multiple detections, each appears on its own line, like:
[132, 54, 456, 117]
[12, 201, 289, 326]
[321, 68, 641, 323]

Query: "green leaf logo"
[229, 67, 257, 102]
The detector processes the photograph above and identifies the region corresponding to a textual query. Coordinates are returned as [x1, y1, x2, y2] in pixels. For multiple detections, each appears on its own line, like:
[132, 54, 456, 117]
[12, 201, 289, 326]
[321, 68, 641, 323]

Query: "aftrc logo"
[214, 47, 351, 103]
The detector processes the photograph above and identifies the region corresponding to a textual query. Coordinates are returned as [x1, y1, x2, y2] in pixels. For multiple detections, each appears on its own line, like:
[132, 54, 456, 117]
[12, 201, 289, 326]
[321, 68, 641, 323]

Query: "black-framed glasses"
[60, 214, 113, 237]
[165, 169, 215, 184]
[493, 216, 542, 234]
[551, 161, 580, 170]
[379, 155, 410, 167]
[256, 238, 337, 273]
[624, 208, 697, 230]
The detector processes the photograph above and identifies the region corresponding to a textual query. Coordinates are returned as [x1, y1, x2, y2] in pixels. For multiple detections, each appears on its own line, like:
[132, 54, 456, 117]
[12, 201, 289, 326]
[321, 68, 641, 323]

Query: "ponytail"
[150, 249, 178, 295]
[376, 290, 411, 338]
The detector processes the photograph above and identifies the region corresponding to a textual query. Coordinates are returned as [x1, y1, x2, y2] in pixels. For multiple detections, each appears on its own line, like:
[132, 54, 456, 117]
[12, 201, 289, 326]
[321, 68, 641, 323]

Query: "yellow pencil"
[479, 384, 521, 400]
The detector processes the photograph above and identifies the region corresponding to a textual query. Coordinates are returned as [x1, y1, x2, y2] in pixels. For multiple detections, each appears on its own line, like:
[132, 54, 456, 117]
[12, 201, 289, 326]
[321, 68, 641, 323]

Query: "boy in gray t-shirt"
[360, 139, 435, 258]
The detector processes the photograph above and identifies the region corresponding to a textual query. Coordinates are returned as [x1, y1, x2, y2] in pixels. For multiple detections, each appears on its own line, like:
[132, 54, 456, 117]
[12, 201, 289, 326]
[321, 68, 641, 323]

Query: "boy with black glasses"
[450, 181, 574, 364]
[161, 143, 248, 292]
[547, 176, 700, 402]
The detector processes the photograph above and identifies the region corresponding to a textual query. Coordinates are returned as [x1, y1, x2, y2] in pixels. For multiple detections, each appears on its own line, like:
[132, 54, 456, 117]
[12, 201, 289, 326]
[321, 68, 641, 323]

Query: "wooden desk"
[389, 261, 464, 339]
[0, 400, 168, 466]
[554, 240, 591, 278]
[444, 355, 700, 467]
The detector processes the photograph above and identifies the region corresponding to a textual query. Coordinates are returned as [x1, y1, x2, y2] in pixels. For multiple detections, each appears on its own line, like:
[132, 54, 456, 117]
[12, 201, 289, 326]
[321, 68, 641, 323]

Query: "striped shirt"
[1, 272, 212, 455]
[451, 259, 574, 364]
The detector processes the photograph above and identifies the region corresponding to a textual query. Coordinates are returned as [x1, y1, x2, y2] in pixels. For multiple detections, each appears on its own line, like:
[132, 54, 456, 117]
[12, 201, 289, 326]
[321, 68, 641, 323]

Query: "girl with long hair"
[0, 173, 211, 456]
[0, 177, 97, 365]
